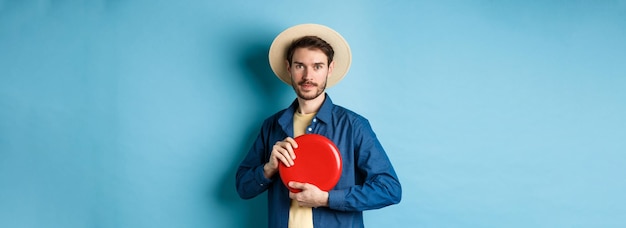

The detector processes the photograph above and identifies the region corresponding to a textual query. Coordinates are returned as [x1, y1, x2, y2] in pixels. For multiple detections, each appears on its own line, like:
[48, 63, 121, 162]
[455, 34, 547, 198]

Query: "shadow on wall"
[212, 25, 289, 228]
[216, 129, 268, 228]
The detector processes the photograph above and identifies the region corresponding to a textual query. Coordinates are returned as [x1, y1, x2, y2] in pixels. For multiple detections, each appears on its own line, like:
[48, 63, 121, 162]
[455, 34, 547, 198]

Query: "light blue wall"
[1, 1, 625, 227]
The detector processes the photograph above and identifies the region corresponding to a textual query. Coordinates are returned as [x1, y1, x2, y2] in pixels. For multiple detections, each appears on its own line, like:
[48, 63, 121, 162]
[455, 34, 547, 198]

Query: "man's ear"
[285, 60, 291, 76]
[328, 61, 335, 76]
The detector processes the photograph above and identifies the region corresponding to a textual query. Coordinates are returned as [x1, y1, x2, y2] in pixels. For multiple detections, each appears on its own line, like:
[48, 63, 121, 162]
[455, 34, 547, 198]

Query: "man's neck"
[296, 93, 326, 115]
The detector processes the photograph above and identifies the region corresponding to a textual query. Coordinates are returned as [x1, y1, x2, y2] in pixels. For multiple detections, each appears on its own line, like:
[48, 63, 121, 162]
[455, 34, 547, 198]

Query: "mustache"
[297, 81, 318, 86]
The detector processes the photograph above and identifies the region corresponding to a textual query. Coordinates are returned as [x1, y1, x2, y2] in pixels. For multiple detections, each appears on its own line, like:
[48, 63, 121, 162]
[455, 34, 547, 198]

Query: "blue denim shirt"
[236, 94, 402, 228]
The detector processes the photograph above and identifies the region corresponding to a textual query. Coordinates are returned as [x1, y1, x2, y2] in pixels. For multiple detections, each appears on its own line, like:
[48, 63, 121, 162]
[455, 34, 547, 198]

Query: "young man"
[236, 24, 401, 228]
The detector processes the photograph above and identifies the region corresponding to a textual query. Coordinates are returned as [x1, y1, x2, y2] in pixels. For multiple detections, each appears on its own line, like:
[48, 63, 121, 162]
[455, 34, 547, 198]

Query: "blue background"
[1, 1, 625, 227]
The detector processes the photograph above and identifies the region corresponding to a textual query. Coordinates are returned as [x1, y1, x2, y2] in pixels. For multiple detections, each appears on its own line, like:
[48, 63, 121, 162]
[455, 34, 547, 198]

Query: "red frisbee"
[279, 134, 342, 193]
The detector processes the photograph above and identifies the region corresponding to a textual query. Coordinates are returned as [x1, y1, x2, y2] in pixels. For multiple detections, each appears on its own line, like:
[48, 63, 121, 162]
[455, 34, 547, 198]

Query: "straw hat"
[268, 24, 351, 88]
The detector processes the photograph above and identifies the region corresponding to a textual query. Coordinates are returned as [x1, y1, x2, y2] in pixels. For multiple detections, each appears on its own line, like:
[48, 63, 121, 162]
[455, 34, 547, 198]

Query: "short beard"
[292, 79, 327, 101]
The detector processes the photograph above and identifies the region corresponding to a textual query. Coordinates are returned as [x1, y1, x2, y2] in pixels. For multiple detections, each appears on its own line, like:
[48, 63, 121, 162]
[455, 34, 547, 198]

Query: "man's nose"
[302, 68, 309, 79]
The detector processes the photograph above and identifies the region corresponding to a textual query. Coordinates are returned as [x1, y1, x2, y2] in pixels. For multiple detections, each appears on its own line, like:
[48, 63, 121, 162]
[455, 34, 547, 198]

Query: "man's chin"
[297, 91, 323, 101]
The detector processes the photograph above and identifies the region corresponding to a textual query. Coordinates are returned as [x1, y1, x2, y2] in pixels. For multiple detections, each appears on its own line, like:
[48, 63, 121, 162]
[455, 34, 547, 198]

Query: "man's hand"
[263, 137, 298, 178]
[288, 181, 329, 208]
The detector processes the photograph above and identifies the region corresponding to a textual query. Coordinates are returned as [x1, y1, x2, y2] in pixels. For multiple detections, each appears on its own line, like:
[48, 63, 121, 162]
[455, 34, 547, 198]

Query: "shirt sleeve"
[327, 119, 402, 211]
[236, 125, 274, 199]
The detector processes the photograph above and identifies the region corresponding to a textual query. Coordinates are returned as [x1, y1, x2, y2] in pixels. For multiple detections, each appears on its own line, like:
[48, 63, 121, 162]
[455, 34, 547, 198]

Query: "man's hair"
[286, 36, 334, 65]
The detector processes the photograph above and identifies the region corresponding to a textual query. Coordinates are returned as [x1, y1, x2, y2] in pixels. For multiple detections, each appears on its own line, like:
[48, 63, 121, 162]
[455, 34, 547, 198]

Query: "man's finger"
[288, 181, 307, 189]
[284, 137, 298, 148]
[279, 147, 295, 166]
[273, 144, 294, 166]
[277, 153, 292, 167]
[284, 137, 298, 159]
[283, 143, 296, 161]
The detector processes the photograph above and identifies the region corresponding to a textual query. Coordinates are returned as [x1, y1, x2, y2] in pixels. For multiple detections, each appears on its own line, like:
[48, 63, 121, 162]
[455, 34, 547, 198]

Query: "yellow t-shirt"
[288, 111, 316, 228]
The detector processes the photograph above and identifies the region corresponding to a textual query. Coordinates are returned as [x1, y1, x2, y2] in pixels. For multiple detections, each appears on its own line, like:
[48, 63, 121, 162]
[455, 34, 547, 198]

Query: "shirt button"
[313, 118, 317, 123]
[308, 127, 312, 132]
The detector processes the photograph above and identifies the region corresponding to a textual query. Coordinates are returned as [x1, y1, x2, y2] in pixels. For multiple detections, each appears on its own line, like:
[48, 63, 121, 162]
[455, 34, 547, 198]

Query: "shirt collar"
[315, 94, 333, 124]
[278, 93, 334, 132]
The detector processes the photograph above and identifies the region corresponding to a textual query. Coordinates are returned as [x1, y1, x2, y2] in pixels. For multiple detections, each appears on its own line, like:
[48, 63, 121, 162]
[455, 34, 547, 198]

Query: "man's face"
[287, 47, 334, 100]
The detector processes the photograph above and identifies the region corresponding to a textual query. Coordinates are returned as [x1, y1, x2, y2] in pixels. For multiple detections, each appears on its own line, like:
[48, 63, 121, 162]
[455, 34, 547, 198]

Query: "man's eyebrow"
[292, 61, 326, 66]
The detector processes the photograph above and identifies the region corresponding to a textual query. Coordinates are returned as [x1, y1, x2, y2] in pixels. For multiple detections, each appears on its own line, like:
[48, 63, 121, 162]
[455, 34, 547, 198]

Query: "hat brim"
[268, 24, 351, 88]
